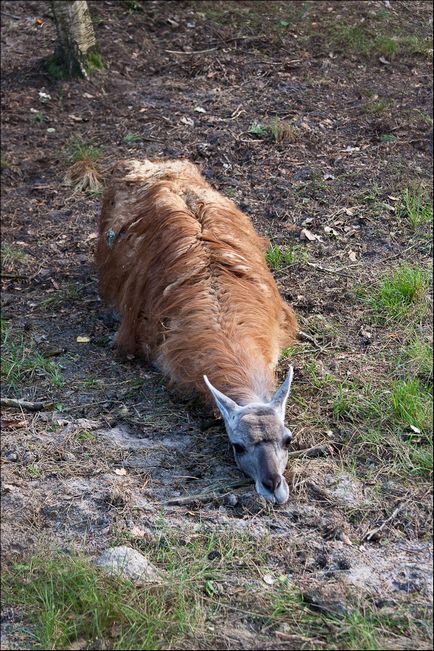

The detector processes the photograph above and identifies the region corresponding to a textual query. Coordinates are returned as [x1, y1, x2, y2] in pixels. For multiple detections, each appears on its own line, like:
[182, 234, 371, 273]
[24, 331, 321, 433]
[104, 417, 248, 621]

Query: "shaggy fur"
[96, 159, 298, 407]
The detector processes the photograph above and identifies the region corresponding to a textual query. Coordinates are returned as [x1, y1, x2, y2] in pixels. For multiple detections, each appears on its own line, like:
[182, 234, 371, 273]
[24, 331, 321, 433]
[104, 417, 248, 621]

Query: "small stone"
[207, 550, 222, 561]
[224, 493, 238, 507]
[95, 545, 162, 584]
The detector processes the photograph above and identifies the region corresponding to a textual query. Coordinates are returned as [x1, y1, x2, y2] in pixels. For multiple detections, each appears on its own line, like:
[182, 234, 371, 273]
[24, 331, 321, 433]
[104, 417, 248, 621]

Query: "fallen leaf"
[379, 56, 391, 65]
[300, 228, 320, 242]
[340, 532, 353, 546]
[76, 336, 90, 343]
[130, 526, 147, 538]
[262, 574, 275, 585]
[180, 116, 194, 126]
[83, 92, 94, 99]
[324, 225, 338, 237]
[85, 232, 98, 242]
[39, 91, 51, 102]
[348, 250, 357, 262]
[344, 208, 355, 216]
[114, 468, 127, 476]
[194, 106, 206, 113]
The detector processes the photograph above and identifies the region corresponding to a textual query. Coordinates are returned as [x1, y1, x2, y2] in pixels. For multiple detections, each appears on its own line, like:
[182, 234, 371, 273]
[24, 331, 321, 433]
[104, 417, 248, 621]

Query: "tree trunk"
[51, 1, 97, 78]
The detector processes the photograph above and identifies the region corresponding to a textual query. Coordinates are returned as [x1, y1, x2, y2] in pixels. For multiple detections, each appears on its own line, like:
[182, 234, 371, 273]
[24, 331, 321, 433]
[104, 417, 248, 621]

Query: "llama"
[96, 159, 298, 504]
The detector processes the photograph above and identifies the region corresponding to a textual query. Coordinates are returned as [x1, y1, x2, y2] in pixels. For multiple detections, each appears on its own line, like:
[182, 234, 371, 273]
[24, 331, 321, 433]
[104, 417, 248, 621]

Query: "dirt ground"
[1, 1, 433, 650]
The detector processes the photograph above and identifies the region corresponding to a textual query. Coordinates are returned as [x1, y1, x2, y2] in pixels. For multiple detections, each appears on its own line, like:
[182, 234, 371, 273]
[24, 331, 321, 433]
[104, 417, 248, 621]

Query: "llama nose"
[262, 474, 282, 491]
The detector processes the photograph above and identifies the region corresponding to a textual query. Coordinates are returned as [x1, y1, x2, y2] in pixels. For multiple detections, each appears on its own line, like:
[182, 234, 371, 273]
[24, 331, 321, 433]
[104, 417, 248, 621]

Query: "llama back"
[96, 159, 297, 403]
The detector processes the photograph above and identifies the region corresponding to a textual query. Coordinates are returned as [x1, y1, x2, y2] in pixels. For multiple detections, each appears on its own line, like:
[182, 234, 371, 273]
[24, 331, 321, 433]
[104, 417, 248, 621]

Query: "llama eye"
[283, 432, 293, 448]
[233, 443, 246, 455]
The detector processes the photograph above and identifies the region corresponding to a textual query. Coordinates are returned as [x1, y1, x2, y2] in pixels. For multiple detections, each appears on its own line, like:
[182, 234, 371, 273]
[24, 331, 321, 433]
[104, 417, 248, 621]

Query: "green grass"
[67, 140, 103, 163]
[248, 120, 268, 138]
[123, 132, 141, 144]
[3, 523, 432, 650]
[31, 110, 45, 124]
[1, 242, 29, 270]
[360, 265, 430, 322]
[400, 187, 433, 230]
[391, 379, 432, 432]
[1, 321, 64, 389]
[329, 24, 432, 59]
[363, 98, 389, 115]
[266, 243, 307, 270]
[248, 117, 299, 143]
[2, 553, 202, 650]
[85, 51, 105, 74]
[399, 337, 433, 383]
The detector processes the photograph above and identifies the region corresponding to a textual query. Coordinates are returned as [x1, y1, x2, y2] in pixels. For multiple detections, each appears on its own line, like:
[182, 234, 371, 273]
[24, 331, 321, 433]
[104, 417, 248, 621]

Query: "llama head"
[203, 368, 294, 505]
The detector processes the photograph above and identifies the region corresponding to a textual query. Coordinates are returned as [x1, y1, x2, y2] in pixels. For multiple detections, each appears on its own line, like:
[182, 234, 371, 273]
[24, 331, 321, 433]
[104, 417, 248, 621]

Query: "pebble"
[95, 545, 162, 584]
[224, 493, 238, 507]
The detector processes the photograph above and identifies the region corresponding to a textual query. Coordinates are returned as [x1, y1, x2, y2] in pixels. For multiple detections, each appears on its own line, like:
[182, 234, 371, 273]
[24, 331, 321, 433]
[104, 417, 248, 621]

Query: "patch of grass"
[85, 51, 105, 74]
[31, 110, 45, 124]
[223, 186, 237, 198]
[1, 243, 29, 271]
[123, 131, 141, 144]
[380, 133, 397, 143]
[67, 140, 103, 164]
[399, 337, 433, 383]
[45, 52, 70, 80]
[266, 243, 307, 270]
[269, 116, 299, 143]
[27, 464, 43, 478]
[1, 322, 64, 389]
[363, 98, 389, 115]
[400, 187, 433, 230]
[1, 154, 11, 169]
[2, 552, 203, 650]
[248, 120, 268, 138]
[328, 24, 432, 59]
[64, 140, 104, 193]
[40, 283, 84, 309]
[77, 431, 97, 443]
[248, 118, 299, 143]
[360, 265, 430, 322]
[399, 34, 433, 57]
[391, 379, 432, 432]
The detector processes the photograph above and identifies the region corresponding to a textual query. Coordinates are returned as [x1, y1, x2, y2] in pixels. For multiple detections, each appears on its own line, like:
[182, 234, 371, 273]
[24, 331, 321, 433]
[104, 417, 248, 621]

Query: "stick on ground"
[1, 397, 54, 411]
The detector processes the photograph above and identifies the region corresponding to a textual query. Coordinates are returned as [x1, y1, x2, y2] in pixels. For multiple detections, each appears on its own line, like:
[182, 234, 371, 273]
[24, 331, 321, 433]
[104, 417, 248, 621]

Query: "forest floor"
[1, 1, 433, 649]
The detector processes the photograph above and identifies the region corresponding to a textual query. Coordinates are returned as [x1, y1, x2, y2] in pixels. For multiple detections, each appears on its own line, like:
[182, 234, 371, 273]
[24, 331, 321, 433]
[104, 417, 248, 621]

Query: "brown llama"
[96, 159, 298, 504]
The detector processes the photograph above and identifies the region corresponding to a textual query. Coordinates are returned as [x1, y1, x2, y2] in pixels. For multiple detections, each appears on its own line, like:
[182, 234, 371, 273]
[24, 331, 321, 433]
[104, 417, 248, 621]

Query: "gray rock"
[95, 545, 162, 584]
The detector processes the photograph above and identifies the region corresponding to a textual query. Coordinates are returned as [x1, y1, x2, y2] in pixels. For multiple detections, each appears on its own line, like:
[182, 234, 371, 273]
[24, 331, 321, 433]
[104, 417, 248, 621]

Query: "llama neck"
[209, 345, 277, 406]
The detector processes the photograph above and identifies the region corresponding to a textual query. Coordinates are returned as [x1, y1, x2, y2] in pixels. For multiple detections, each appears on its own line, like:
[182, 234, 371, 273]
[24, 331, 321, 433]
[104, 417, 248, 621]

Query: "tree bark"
[51, 1, 97, 78]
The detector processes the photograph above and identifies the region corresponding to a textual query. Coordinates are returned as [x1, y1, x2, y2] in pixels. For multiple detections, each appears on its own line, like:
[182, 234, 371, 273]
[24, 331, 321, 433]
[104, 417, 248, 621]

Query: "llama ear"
[203, 376, 240, 423]
[270, 367, 294, 418]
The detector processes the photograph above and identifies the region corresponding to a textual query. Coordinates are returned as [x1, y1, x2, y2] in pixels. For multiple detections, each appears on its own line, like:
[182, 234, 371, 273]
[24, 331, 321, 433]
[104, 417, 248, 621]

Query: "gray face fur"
[203, 368, 294, 504]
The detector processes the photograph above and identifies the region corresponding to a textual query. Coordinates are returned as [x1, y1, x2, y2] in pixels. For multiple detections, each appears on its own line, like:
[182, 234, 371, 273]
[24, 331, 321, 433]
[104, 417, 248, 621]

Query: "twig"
[298, 330, 322, 349]
[164, 47, 218, 55]
[1, 273, 28, 279]
[166, 478, 251, 505]
[306, 261, 354, 277]
[288, 444, 333, 459]
[1, 11, 21, 19]
[1, 397, 54, 411]
[364, 500, 409, 541]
